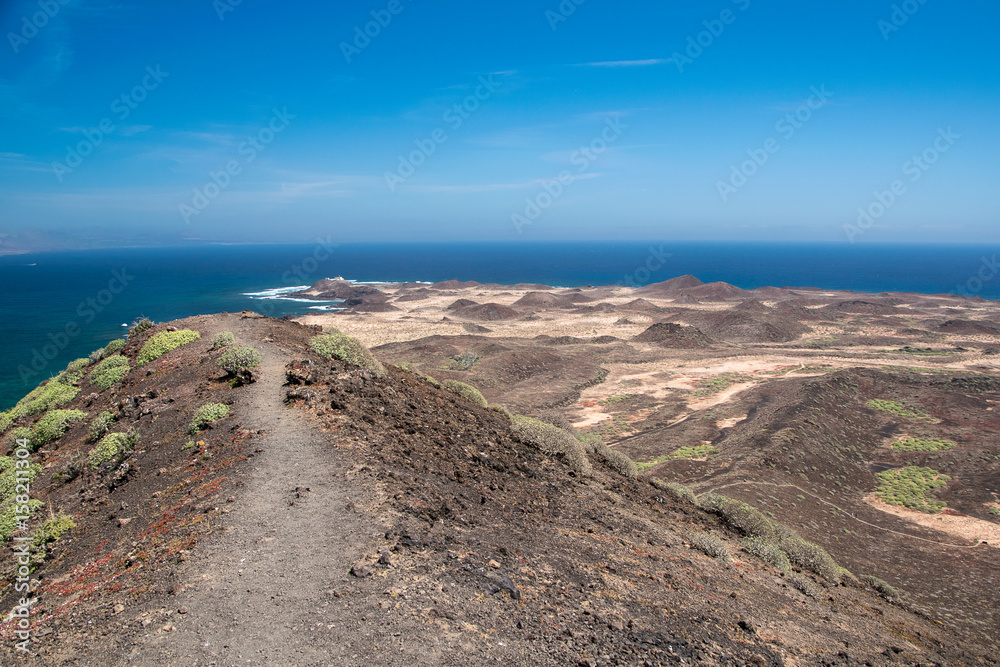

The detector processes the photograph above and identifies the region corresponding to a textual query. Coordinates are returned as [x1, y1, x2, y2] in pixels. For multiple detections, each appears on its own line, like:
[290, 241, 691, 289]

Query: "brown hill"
[638, 274, 703, 294]
[683, 281, 755, 301]
[632, 322, 713, 348]
[452, 303, 519, 321]
[938, 319, 1000, 336]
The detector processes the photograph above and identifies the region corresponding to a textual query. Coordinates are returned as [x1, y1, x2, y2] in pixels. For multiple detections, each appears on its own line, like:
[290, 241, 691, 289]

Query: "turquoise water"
[1, 241, 997, 409]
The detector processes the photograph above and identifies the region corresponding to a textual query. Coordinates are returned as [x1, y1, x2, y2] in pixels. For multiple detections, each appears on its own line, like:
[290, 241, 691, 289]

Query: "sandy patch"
[864, 494, 1000, 547]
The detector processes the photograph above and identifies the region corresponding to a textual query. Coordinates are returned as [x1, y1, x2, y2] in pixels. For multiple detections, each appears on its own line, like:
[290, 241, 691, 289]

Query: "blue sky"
[0, 0, 997, 246]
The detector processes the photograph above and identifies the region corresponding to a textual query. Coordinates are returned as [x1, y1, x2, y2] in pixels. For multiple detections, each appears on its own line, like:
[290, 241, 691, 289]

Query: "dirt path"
[132, 334, 393, 666]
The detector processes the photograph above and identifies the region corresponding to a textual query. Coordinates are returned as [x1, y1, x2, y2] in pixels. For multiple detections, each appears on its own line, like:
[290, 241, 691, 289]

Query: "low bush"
[583, 438, 637, 478]
[0, 410, 15, 436]
[29, 410, 87, 449]
[32, 513, 76, 551]
[15, 380, 79, 417]
[667, 445, 719, 460]
[777, 533, 843, 583]
[128, 317, 154, 340]
[742, 536, 791, 571]
[441, 379, 488, 408]
[89, 355, 131, 391]
[448, 352, 481, 371]
[217, 345, 262, 376]
[104, 339, 126, 356]
[88, 431, 137, 470]
[309, 333, 386, 377]
[867, 399, 928, 420]
[88, 411, 116, 442]
[0, 455, 43, 540]
[860, 575, 899, 599]
[786, 572, 819, 598]
[137, 329, 201, 365]
[190, 403, 231, 434]
[875, 466, 950, 513]
[891, 437, 955, 452]
[687, 531, 731, 561]
[57, 358, 91, 385]
[650, 479, 697, 505]
[598, 447, 639, 478]
[211, 331, 236, 350]
[511, 414, 591, 476]
[698, 493, 778, 540]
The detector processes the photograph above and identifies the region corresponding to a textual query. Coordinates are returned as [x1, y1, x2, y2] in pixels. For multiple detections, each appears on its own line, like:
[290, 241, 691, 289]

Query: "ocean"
[1, 241, 997, 410]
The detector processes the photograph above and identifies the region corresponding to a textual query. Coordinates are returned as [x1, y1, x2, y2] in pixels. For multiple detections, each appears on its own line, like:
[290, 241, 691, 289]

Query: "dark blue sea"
[2, 241, 998, 410]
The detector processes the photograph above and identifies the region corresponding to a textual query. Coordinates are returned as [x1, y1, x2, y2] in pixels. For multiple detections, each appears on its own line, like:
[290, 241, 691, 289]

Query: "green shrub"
[32, 513, 76, 550]
[687, 532, 731, 561]
[137, 329, 201, 365]
[875, 466, 950, 513]
[786, 572, 819, 598]
[15, 380, 79, 417]
[88, 411, 116, 442]
[190, 403, 231, 434]
[742, 537, 791, 571]
[651, 479, 697, 505]
[860, 575, 899, 599]
[56, 358, 91, 385]
[489, 405, 513, 420]
[104, 339, 126, 356]
[309, 333, 386, 377]
[698, 493, 778, 540]
[211, 331, 236, 350]
[441, 379, 488, 408]
[867, 399, 928, 420]
[89, 355, 131, 391]
[448, 352, 481, 371]
[217, 345, 261, 375]
[0, 410, 14, 436]
[128, 317, 154, 340]
[667, 445, 719, 460]
[599, 447, 638, 478]
[584, 438, 637, 478]
[511, 414, 591, 476]
[777, 533, 843, 583]
[0, 456, 43, 540]
[29, 410, 87, 449]
[5, 427, 32, 449]
[88, 431, 136, 469]
[892, 437, 955, 452]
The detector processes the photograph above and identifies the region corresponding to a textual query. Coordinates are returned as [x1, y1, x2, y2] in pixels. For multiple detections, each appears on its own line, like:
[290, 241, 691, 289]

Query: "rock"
[113, 603, 125, 614]
[492, 576, 520, 601]
[488, 559, 501, 569]
[350, 564, 374, 578]
[177, 606, 189, 615]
